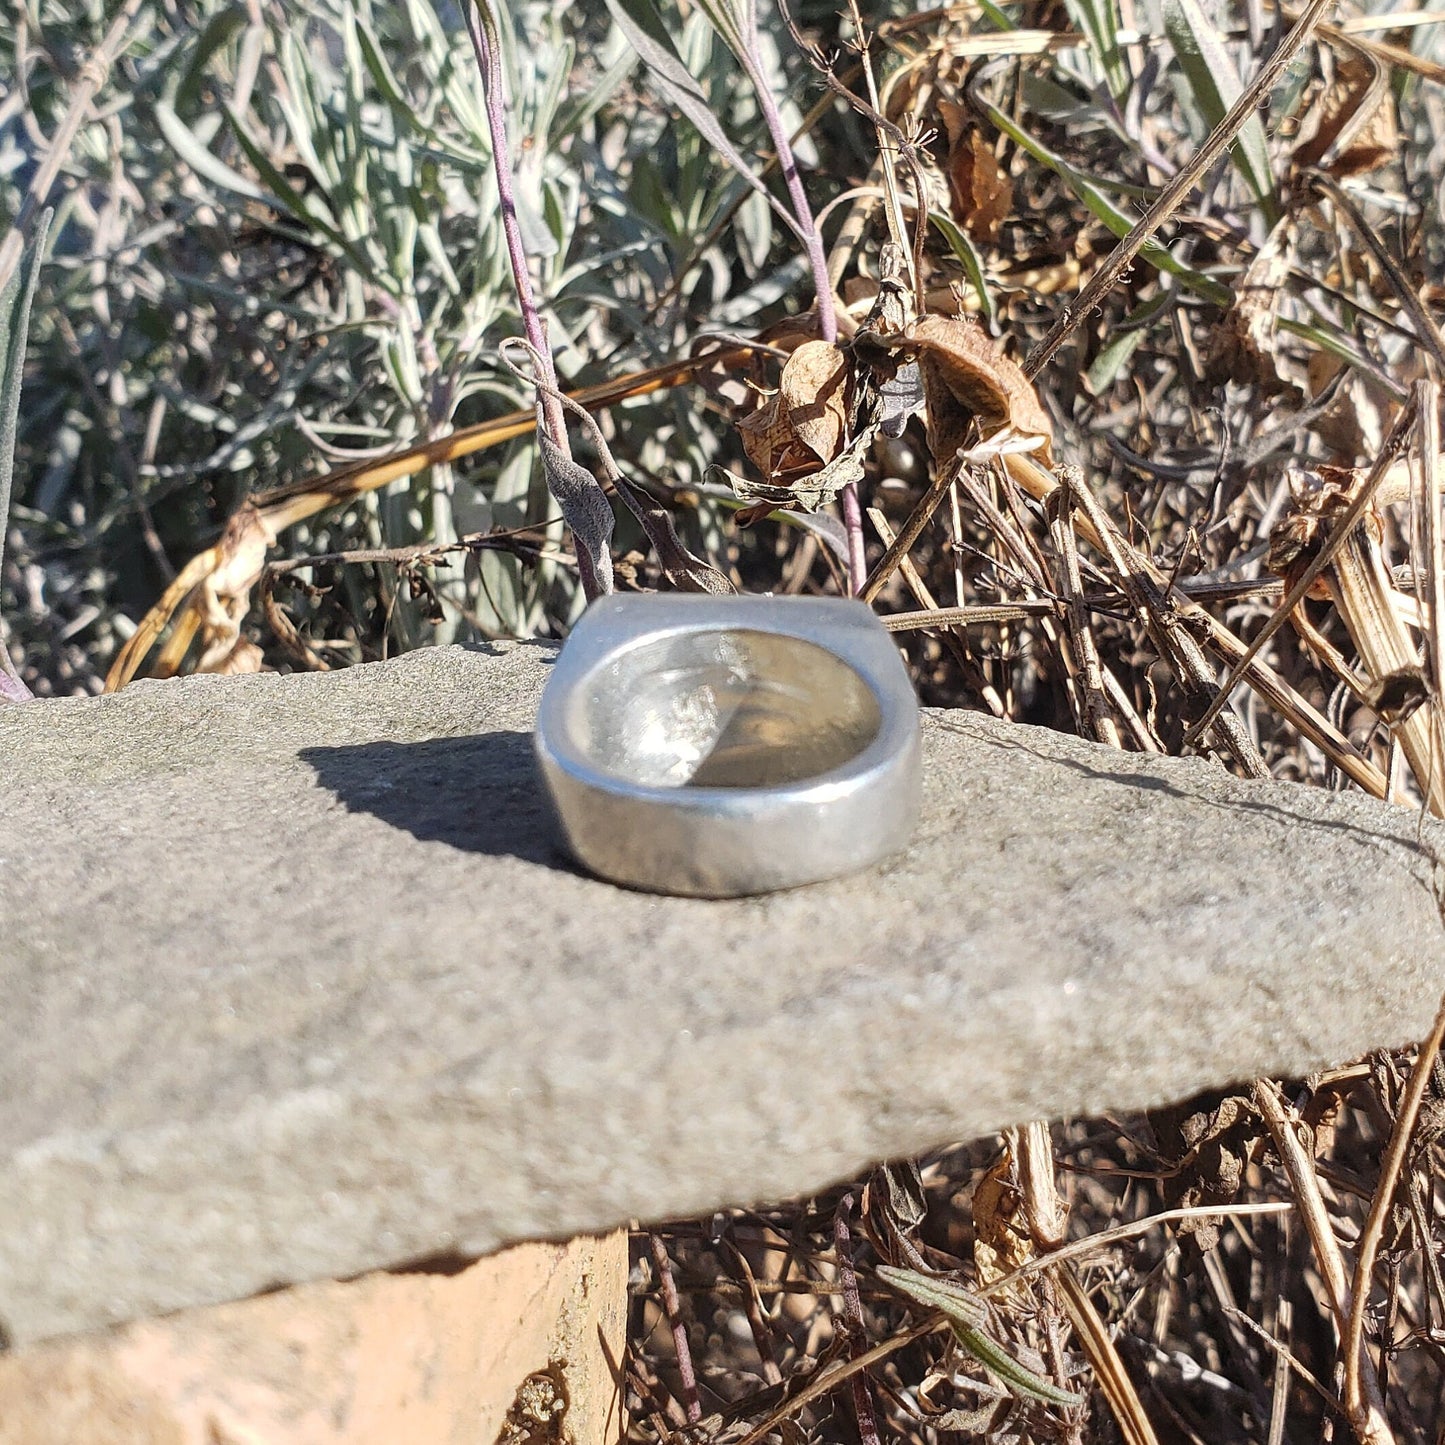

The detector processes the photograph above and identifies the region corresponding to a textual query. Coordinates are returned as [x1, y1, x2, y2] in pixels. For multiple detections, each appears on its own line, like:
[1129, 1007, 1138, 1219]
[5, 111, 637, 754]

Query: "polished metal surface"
[534, 594, 921, 896]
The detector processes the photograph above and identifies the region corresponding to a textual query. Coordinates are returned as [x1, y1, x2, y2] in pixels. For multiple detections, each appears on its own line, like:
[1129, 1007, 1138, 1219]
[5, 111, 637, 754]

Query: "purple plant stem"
[834, 1193, 883, 1445]
[465, 5, 564, 447]
[649, 1232, 703, 1423]
[466, 1, 608, 600]
[743, 13, 865, 594]
[0, 653, 32, 704]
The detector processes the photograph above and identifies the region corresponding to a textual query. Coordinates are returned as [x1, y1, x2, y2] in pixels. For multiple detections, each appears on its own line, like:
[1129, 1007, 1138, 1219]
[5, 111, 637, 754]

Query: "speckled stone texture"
[1, 642, 1442, 1342]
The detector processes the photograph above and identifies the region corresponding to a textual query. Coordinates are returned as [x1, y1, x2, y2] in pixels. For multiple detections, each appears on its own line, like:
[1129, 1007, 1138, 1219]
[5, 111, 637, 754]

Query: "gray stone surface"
[2, 643, 1443, 1344]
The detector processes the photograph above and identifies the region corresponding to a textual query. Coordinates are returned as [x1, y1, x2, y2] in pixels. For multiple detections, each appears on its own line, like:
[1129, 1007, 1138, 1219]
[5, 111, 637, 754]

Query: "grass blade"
[976, 97, 1232, 305]
[1163, 0, 1279, 222]
[1064, 0, 1129, 102]
[875, 1266, 1082, 1408]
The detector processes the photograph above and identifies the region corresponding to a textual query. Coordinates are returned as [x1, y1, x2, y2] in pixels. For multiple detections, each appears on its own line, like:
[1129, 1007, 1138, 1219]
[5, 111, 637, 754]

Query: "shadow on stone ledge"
[302, 732, 565, 866]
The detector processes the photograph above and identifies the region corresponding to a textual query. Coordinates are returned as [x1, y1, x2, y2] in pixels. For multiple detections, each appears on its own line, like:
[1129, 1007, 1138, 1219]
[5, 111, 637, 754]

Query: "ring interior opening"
[573, 628, 882, 788]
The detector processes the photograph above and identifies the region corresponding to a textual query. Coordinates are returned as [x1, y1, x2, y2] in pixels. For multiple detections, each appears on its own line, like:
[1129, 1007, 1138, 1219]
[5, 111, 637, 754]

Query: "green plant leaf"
[601, 0, 804, 242]
[875, 1267, 1082, 1409]
[153, 100, 266, 202]
[172, 4, 249, 117]
[222, 106, 383, 285]
[928, 211, 997, 327]
[1086, 289, 1174, 391]
[977, 95, 1233, 306]
[1163, 0, 1278, 222]
[1064, 0, 1129, 102]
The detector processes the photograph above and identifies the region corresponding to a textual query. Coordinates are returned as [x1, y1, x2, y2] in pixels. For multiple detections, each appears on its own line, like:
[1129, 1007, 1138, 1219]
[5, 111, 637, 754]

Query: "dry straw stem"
[1056, 1266, 1159, 1445]
[727, 1317, 938, 1445]
[860, 456, 964, 604]
[1415, 370, 1444, 752]
[725, 1202, 1290, 1445]
[1319, 486, 1444, 813]
[1047, 486, 1123, 748]
[103, 348, 752, 690]
[1253, 1081, 1395, 1445]
[1180, 399, 1417, 747]
[1342, 991, 1445, 1429]
[879, 600, 1060, 629]
[984, 1201, 1293, 1295]
[1001, 452, 1391, 794]
[1223, 1303, 1343, 1420]
[1308, 172, 1445, 374]
[1011, 1124, 1160, 1440]
[1023, 0, 1333, 380]
[1054, 463, 1269, 777]
[868, 506, 1007, 716]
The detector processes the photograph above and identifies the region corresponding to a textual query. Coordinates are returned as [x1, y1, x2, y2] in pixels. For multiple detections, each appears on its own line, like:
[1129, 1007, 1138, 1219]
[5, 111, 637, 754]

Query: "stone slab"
[1, 642, 1443, 1344]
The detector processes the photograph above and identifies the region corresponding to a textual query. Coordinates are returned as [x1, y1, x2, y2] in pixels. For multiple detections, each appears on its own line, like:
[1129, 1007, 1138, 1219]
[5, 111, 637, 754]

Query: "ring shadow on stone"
[301, 732, 566, 867]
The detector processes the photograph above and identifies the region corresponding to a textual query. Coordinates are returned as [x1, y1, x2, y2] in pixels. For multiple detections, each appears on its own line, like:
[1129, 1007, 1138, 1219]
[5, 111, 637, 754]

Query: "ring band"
[534, 594, 921, 897]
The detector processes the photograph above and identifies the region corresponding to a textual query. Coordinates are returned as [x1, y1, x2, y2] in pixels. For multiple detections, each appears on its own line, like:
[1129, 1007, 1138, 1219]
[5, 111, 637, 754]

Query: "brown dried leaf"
[907, 314, 1053, 465]
[722, 429, 870, 513]
[948, 129, 1013, 242]
[778, 340, 850, 462]
[1207, 215, 1299, 394]
[972, 1154, 1033, 1289]
[738, 393, 795, 478]
[1293, 53, 1397, 176]
[1149, 1092, 1262, 1249]
[732, 341, 860, 515]
[195, 502, 277, 675]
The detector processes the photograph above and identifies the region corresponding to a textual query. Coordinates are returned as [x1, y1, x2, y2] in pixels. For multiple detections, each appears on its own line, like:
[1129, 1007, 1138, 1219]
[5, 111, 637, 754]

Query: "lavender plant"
[0, 215, 49, 704]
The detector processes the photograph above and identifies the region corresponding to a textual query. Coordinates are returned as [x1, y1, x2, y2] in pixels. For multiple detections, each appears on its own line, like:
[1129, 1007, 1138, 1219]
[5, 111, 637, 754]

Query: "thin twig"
[466, 0, 610, 601]
[1254, 1081, 1395, 1444]
[1022, 0, 1332, 380]
[728, 1318, 937, 1445]
[868, 506, 1007, 715]
[737, 0, 864, 592]
[1415, 370, 1445, 779]
[650, 1232, 703, 1425]
[834, 1193, 883, 1445]
[981, 1202, 1294, 1298]
[1183, 396, 1419, 748]
[0, 0, 145, 295]
[861, 455, 965, 603]
[1343, 992, 1445, 1427]
[1048, 488, 1123, 747]
[465, 3, 563, 451]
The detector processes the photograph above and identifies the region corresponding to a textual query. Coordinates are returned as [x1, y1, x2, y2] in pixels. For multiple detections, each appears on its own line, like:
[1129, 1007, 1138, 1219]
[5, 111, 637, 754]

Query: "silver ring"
[534, 594, 921, 897]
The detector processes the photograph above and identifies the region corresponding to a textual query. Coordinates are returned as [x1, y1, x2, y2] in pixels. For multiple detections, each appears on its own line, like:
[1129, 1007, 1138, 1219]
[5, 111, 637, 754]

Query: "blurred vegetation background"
[2, 0, 830, 692]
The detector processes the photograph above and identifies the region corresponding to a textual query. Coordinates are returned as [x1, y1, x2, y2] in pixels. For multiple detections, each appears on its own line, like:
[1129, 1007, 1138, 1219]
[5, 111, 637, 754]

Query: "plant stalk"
[467, 0, 608, 601]
[740, 2, 865, 591]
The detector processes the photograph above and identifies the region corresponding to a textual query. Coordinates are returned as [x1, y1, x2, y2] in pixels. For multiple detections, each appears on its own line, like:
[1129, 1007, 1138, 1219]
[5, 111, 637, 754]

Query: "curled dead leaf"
[779, 340, 850, 460]
[731, 340, 864, 516]
[739, 340, 851, 479]
[906, 314, 1053, 466]
[1293, 52, 1397, 176]
[1207, 216, 1300, 395]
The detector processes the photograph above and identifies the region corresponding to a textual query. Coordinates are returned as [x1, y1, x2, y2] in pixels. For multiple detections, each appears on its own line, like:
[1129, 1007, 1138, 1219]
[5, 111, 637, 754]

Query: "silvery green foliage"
[0, 212, 49, 703]
[2, 0, 803, 681]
